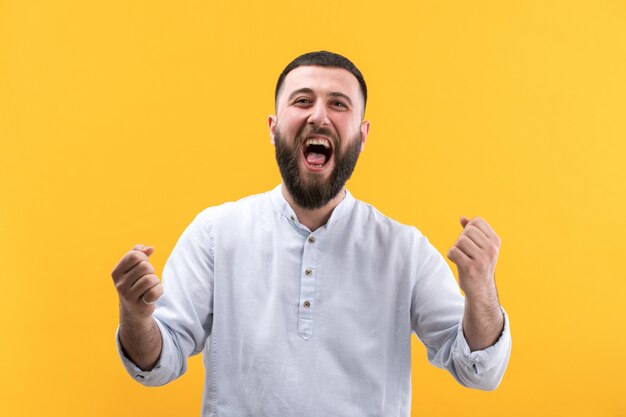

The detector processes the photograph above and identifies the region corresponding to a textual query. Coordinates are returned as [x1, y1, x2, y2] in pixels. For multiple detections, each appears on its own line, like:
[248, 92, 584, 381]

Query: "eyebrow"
[288, 88, 353, 107]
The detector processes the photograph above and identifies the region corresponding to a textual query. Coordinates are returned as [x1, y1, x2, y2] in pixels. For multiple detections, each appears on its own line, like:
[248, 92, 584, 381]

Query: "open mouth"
[302, 137, 333, 170]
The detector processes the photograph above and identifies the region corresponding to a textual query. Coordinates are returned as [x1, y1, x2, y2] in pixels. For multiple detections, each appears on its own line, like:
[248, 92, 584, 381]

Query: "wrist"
[119, 302, 154, 327]
[463, 286, 502, 318]
[462, 280, 499, 303]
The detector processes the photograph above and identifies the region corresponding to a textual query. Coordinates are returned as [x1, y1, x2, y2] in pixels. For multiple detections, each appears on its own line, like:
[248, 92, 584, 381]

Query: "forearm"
[118, 305, 163, 371]
[462, 287, 504, 351]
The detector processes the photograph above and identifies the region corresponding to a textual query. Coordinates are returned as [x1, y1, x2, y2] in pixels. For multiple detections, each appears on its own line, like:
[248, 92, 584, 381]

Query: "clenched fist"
[447, 216, 504, 351]
[447, 216, 501, 299]
[111, 244, 164, 318]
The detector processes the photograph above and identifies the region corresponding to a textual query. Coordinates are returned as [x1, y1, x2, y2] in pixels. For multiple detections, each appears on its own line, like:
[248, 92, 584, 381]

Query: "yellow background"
[1, 1, 625, 416]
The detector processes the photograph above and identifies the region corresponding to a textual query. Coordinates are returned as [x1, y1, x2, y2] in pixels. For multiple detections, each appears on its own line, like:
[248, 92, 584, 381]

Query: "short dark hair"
[275, 51, 367, 114]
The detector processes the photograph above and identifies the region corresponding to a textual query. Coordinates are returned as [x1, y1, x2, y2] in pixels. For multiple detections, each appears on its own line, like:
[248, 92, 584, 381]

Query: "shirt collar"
[270, 184, 356, 230]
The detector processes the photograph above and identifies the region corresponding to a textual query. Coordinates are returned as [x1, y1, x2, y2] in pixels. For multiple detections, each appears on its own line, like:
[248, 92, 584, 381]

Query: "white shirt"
[117, 185, 511, 417]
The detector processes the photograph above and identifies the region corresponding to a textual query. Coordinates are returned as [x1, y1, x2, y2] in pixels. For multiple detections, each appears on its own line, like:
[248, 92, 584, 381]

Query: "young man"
[112, 51, 511, 416]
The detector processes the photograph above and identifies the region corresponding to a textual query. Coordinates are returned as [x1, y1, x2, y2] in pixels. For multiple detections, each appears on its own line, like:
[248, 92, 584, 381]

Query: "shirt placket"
[298, 233, 319, 340]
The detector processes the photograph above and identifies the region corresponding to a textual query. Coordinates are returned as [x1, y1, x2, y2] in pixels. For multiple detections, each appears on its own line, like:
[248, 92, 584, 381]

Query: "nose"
[307, 102, 330, 127]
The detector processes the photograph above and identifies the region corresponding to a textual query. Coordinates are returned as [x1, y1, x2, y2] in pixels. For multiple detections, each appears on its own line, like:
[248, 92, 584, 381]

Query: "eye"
[294, 97, 312, 105]
[332, 100, 348, 109]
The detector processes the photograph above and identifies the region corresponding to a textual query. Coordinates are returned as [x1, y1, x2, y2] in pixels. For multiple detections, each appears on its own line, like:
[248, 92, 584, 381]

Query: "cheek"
[337, 122, 361, 142]
[278, 117, 306, 139]
[335, 114, 360, 133]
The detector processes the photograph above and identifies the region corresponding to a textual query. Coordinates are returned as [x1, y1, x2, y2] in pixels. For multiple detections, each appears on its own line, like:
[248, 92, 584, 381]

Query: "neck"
[281, 184, 346, 232]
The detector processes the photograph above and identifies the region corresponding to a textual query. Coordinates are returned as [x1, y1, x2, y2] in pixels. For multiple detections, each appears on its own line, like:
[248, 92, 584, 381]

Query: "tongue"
[306, 152, 327, 165]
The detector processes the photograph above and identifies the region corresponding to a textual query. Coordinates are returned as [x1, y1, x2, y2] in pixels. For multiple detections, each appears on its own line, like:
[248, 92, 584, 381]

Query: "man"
[112, 51, 511, 416]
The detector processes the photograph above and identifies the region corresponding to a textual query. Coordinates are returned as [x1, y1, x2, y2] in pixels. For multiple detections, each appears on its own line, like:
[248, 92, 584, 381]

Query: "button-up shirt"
[116, 185, 511, 417]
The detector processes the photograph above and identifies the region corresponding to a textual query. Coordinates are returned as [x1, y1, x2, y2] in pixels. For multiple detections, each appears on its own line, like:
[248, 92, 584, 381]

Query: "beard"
[274, 126, 362, 210]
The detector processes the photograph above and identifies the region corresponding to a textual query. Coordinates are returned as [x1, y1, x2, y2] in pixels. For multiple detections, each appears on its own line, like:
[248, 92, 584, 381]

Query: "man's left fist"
[447, 216, 501, 298]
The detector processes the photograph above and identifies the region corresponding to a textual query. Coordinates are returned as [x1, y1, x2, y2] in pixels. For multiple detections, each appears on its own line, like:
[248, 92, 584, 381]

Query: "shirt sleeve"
[410, 231, 512, 391]
[115, 317, 186, 386]
[115, 209, 216, 386]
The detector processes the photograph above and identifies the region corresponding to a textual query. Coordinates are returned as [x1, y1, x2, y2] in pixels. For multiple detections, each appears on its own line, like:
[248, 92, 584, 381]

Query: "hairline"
[275, 65, 366, 118]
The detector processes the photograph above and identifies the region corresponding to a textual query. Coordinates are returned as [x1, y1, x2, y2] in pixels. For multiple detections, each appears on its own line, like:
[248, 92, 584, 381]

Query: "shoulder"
[192, 189, 274, 228]
[348, 197, 425, 245]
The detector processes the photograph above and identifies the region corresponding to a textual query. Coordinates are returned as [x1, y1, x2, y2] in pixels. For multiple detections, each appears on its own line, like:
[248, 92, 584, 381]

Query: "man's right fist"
[111, 244, 164, 318]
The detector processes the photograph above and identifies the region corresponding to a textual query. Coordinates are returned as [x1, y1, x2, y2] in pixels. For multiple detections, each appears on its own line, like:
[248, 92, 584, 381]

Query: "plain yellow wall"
[1, 1, 625, 416]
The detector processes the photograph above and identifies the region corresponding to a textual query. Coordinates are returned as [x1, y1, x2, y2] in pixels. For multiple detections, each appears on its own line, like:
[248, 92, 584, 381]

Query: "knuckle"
[127, 252, 141, 264]
[133, 261, 152, 277]
[135, 274, 150, 288]
[137, 260, 150, 274]
[147, 274, 160, 286]
[135, 274, 154, 289]
[145, 284, 164, 302]
[135, 250, 147, 261]
[142, 260, 155, 272]
[111, 258, 127, 278]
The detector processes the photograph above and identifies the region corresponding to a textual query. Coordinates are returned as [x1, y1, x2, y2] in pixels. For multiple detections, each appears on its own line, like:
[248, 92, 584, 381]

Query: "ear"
[359, 120, 370, 152]
[268, 115, 277, 145]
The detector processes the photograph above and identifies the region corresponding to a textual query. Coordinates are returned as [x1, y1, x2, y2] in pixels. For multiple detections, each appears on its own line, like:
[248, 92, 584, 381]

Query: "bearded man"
[111, 51, 511, 417]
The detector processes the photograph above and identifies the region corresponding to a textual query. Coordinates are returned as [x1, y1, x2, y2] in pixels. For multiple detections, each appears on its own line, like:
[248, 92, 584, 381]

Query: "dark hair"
[275, 51, 367, 114]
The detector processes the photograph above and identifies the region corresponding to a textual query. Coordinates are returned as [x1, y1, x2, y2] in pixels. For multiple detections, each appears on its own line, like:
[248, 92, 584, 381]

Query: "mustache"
[296, 126, 338, 147]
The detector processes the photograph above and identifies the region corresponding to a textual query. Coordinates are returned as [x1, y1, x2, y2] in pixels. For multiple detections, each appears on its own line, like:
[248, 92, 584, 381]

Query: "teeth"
[305, 138, 331, 148]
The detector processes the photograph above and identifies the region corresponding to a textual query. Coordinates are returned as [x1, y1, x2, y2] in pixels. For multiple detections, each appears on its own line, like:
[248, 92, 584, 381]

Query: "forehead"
[279, 65, 361, 103]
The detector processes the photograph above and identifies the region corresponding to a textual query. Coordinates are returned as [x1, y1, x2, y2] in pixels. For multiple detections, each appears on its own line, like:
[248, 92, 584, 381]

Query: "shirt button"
[305, 268, 313, 276]
[303, 300, 311, 308]
[308, 236, 316, 244]
[135, 374, 145, 382]
[290, 215, 295, 221]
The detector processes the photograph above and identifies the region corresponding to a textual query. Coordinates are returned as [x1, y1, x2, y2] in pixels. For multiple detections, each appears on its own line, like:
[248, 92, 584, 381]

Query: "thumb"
[132, 244, 155, 257]
[460, 216, 470, 228]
